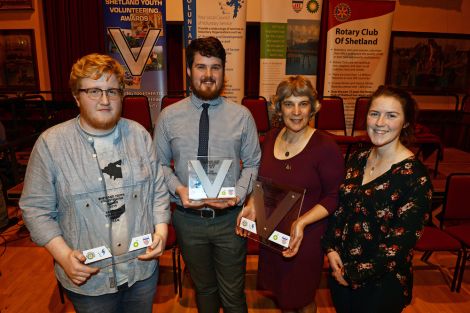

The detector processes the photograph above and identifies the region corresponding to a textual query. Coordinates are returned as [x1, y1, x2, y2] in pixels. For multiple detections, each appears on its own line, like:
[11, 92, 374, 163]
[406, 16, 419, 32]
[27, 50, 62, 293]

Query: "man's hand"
[139, 224, 168, 261]
[46, 237, 99, 286]
[204, 196, 239, 210]
[327, 250, 349, 286]
[60, 250, 100, 286]
[176, 185, 205, 208]
[236, 203, 256, 237]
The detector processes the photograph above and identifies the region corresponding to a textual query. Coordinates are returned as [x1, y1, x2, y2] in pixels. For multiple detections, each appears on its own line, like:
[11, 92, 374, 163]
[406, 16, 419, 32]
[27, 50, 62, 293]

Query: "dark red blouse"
[257, 128, 344, 309]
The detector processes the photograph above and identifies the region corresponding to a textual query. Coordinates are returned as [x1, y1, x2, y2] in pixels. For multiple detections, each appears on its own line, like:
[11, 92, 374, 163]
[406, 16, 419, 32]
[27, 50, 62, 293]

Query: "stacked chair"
[241, 96, 270, 144]
[122, 95, 153, 134]
[415, 173, 470, 292]
[315, 96, 359, 162]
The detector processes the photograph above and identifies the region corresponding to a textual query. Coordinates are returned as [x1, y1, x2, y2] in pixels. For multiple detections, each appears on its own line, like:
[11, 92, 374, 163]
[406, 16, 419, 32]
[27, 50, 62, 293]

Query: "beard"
[190, 75, 224, 101]
[79, 105, 121, 133]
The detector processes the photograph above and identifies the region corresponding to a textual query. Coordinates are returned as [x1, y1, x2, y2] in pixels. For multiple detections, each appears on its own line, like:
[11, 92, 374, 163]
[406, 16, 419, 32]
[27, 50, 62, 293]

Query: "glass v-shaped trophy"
[239, 176, 305, 252]
[188, 156, 237, 202]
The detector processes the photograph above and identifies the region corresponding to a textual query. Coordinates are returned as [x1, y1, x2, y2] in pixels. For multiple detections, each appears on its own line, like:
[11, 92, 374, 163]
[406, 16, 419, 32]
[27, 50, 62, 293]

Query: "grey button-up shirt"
[20, 117, 170, 296]
[155, 94, 261, 205]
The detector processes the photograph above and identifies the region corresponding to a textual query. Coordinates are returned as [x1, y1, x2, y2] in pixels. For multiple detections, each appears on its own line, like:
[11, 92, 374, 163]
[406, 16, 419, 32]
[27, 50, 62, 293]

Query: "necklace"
[368, 150, 378, 176]
[282, 128, 306, 158]
[283, 131, 292, 157]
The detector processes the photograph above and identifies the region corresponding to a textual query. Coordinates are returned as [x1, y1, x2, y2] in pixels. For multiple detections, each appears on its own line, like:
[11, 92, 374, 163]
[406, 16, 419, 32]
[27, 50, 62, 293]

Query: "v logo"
[253, 180, 304, 240]
[107, 27, 161, 76]
[190, 159, 233, 199]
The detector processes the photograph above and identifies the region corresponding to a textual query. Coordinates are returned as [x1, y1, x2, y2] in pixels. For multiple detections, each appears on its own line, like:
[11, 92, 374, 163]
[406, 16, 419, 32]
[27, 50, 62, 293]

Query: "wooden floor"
[1, 147, 470, 313]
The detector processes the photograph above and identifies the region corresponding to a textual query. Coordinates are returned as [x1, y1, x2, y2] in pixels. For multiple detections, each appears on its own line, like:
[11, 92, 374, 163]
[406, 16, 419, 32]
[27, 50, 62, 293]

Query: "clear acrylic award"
[188, 157, 236, 202]
[239, 176, 305, 252]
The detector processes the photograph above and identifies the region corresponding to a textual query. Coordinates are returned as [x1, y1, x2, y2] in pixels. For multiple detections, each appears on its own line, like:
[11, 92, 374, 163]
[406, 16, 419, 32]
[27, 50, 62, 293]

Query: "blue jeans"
[65, 269, 158, 313]
[173, 207, 248, 313]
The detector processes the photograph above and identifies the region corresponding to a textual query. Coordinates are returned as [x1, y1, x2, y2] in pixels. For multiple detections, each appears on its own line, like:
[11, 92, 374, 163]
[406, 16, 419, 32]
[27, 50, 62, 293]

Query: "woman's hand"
[327, 250, 348, 286]
[282, 218, 305, 258]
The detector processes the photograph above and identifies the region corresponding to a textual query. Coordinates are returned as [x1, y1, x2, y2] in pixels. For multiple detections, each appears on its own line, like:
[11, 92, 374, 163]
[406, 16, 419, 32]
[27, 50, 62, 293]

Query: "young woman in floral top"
[322, 86, 433, 313]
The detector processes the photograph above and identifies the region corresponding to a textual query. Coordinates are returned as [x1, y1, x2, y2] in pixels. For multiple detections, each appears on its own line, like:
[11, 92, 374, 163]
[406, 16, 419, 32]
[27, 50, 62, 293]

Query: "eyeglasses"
[78, 88, 123, 100]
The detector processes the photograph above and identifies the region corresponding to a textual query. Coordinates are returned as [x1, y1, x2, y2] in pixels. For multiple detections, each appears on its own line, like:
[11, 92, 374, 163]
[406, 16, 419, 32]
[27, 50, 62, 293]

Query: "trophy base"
[246, 233, 288, 254]
[189, 197, 237, 203]
[239, 217, 290, 253]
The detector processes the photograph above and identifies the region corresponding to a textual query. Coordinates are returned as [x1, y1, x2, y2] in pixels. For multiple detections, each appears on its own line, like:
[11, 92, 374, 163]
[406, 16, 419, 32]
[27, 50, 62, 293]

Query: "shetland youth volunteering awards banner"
[102, 0, 167, 121]
[259, 0, 323, 101]
[183, 0, 247, 103]
[324, 0, 395, 130]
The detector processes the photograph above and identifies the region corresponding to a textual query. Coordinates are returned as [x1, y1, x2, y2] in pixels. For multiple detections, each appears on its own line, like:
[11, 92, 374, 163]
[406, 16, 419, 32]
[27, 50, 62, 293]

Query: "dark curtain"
[244, 23, 261, 97]
[166, 23, 185, 94]
[43, 0, 104, 100]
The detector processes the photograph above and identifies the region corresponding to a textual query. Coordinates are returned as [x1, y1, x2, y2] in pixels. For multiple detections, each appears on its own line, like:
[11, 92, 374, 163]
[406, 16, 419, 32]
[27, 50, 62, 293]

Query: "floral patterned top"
[322, 149, 433, 304]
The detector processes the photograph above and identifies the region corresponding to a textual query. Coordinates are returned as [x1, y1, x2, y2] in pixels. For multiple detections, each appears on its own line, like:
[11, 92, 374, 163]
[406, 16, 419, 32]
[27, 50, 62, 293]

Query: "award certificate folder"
[188, 157, 236, 202]
[239, 176, 305, 252]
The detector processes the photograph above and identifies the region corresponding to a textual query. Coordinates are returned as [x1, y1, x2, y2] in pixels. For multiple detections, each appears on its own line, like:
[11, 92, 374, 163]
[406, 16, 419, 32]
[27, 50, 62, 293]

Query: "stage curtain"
[166, 23, 184, 94]
[244, 23, 260, 97]
[43, 0, 104, 100]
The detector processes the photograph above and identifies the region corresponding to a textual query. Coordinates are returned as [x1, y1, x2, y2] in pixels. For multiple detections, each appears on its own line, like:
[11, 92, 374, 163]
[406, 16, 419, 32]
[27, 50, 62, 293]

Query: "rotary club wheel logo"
[334, 2, 351, 22]
[307, 0, 320, 14]
[86, 252, 95, 260]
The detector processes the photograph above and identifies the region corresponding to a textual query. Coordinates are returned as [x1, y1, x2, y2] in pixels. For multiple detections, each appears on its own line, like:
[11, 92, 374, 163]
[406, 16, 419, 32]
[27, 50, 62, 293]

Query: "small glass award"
[188, 157, 236, 202]
[239, 176, 305, 252]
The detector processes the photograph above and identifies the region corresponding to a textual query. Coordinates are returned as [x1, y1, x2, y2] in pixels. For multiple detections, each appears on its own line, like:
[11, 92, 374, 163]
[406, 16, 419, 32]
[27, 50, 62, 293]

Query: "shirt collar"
[190, 94, 223, 109]
[75, 115, 121, 144]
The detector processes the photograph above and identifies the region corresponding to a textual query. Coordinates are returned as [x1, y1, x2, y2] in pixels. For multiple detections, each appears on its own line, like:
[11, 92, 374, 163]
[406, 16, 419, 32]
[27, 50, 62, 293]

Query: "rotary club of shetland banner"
[183, 0, 247, 103]
[102, 0, 167, 121]
[259, 0, 323, 102]
[324, 0, 395, 130]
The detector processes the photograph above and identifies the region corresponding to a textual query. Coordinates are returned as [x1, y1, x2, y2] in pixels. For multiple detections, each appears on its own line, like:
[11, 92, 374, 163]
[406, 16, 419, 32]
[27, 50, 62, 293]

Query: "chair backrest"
[122, 95, 153, 134]
[161, 94, 185, 111]
[442, 173, 470, 222]
[351, 97, 370, 136]
[315, 96, 346, 136]
[412, 91, 459, 111]
[247, 239, 259, 255]
[241, 96, 270, 133]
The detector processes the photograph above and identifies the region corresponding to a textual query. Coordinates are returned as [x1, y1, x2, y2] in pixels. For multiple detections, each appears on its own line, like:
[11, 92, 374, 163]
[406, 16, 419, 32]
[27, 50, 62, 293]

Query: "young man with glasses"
[155, 37, 261, 313]
[20, 53, 170, 313]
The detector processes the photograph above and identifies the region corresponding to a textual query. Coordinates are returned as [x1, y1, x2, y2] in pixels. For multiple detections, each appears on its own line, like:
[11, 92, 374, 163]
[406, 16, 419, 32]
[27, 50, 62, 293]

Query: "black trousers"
[328, 273, 406, 313]
[172, 207, 248, 313]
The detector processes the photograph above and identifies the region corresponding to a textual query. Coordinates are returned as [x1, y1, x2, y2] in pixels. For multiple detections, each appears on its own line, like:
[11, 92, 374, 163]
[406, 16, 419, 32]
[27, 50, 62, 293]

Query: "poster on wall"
[183, 0, 247, 103]
[102, 0, 167, 122]
[259, 0, 322, 104]
[0, 29, 39, 91]
[323, 0, 395, 131]
[388, 31, 470, 94]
